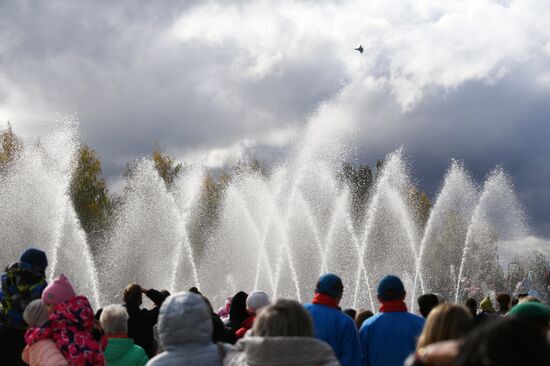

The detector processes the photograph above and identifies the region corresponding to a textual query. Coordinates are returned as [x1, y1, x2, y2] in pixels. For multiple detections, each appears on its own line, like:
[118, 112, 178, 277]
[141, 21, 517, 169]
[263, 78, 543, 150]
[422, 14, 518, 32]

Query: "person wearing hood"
[146, 291, 233, 366]
[224, 299, 340, 366]
[0, 248, 49, 366]
[25, 274, 106, 365]
[304, 273, 363, 366]
[235, 291, 270, 339]
[100, 304, 148, 366]
[224, 291, 249, 343]
[359, 275, 424, 366]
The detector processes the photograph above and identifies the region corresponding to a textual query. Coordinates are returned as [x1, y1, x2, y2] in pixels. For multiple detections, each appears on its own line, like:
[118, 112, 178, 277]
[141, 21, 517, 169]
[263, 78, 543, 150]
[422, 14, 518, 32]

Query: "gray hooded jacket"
[224, 336, 341, 366]
[146, 292, 233, 366]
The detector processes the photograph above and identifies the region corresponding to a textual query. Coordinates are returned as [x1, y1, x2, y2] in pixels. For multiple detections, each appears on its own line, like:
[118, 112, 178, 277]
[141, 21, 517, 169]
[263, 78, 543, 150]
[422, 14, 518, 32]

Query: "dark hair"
[229, 291, 249, 322]
[343, 308, 357, 319]
[123, 284, 142, 307]
[496, 293, 511, 306]
[418, 294, 439, 318]
[455, 318, 550, 366]
[355, 309, 374, 329]
[253, 299, 313, 337]
[465, 298, 477, 317]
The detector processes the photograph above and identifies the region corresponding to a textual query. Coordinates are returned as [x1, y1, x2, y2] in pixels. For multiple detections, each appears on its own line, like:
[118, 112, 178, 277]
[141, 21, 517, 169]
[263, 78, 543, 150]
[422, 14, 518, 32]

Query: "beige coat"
[224, 336, 341, 366]
[22, 339, 68, 366]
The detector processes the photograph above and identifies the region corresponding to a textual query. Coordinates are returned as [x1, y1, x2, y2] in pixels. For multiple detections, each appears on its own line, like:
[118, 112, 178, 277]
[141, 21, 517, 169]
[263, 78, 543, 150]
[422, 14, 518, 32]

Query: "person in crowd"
[235, 290, 270, 339]
[359, 275, 424, 366]
[507, 301, 550, 336]
[415, 304, 473, 351]
[343, 308, 357, 320]
[454, 317, 550, 366]
[100, 304, 148, 366]
[475, 295, 499, 325]
[217, 297, 232, 322]
[354, 309, 373, 329]
[224, 291, 249, 343]
[224, 299, 340, 366]
[0, 248, 48, 366]
[146, 291, 233, 366]
[496, 293, 511, 315]
[188, 286, 232, 343]
[24, 274, 105, 365]
[122, 283, 167, 357]
[21, 299, 68, 366]
[305, 273, 363, 366]
[464, 298, 477, 318]
[417, 294, 439, 318]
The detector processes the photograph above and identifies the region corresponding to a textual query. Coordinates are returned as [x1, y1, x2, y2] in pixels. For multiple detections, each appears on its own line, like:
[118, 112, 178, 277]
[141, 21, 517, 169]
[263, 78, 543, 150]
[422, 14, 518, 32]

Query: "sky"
[1, 0, 550, 238]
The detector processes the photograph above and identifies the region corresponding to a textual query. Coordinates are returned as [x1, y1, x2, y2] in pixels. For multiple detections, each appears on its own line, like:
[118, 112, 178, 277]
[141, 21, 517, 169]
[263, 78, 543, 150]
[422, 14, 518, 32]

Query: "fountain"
[0, 114, 537, 310]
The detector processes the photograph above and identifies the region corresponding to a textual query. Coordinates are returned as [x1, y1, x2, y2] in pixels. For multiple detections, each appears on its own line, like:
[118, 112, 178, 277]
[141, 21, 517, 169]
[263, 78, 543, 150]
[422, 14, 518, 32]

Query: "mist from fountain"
[0, 123, 101, 308]
[1, 111, 535, 310]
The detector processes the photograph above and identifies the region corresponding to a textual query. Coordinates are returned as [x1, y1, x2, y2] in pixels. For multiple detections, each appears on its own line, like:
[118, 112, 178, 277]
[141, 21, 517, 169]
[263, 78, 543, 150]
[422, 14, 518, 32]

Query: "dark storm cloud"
[1, 0, 550, 237]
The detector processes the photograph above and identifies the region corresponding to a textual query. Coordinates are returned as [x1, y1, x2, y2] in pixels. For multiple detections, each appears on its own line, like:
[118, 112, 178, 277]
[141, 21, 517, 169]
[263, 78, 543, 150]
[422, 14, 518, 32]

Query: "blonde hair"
[252, 299, 313, 337]
[416, 303, 473, 350]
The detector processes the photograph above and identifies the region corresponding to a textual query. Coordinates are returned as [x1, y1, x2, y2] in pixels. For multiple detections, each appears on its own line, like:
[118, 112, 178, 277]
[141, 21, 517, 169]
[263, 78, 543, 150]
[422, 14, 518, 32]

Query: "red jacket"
[235, 315, 255, 338]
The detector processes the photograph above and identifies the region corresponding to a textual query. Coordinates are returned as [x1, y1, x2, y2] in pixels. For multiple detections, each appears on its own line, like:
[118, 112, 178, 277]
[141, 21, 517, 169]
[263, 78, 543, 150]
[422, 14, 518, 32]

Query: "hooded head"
[315, 273, 344, 300]
[246, 291, 270, 314]
[480, 296, 495, 313]
[23, 299, 50, 327]
[377, 275, 406, 302]
[20, 248, 48, 272]
[41, 274, 76, 306]
[158, 292, 212, 347]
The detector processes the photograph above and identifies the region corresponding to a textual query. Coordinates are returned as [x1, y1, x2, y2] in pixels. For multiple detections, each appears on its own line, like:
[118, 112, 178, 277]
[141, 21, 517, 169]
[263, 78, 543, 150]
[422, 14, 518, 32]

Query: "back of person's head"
[20, 248, 48, 273]
[377, 275, 405, 302]
[229, 291, 249, 322]
[23, 299, 49, 327]
[416, 303, 473, 350]
[480, 296, 495, 313]
[315, 273, 344, 300]
[123, 283, 142, 307]
[343, 308, 356, 319]
[455, 317, 550, 366]
[508, 301, 550, 335]
[355, 309, 374, 329]
[158, 291, 212, 346]
[41, 273, 76, 306]
[418, 293, 439, 318]
[252, 299, 313, 337]
[496, 293, 511, 309]
[465, 298, 477, 317]
[246, 291, 270, 314]
[100, 304, 129, 335]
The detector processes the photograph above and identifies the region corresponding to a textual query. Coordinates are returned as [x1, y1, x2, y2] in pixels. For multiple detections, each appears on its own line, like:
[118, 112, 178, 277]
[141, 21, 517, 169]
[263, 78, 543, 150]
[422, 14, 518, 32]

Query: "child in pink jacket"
[22, 299, 68, 366]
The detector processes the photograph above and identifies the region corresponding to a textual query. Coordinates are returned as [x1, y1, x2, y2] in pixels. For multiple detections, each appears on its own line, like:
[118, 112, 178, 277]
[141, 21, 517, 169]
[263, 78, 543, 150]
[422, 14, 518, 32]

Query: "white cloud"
[1, 0, 550, 235]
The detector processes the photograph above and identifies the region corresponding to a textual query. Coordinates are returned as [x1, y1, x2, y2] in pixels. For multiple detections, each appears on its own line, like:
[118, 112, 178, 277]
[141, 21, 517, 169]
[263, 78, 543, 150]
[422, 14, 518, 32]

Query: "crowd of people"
[1, 247, 550, 366]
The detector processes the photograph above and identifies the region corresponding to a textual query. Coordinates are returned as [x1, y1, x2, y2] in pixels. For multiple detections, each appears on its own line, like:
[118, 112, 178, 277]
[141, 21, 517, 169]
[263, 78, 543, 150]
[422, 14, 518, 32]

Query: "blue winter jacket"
[305, 303, 363, 366]
[359, 312, 424, 366]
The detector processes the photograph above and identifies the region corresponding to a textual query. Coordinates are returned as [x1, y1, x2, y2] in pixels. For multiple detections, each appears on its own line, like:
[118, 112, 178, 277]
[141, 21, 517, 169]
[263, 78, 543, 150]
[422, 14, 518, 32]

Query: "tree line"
[1, 124, 432, 255]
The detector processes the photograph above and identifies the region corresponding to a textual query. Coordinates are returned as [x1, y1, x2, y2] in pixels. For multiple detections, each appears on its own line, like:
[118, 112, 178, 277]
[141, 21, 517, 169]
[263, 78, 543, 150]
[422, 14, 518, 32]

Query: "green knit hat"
[508, 302, 550, 322]
[480, 296, 495, 312]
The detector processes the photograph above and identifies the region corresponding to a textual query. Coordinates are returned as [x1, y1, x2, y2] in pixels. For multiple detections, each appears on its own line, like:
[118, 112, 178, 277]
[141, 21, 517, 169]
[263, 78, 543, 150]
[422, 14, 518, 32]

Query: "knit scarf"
[312, 293, 340, 309]
[379, 300, 408, 313]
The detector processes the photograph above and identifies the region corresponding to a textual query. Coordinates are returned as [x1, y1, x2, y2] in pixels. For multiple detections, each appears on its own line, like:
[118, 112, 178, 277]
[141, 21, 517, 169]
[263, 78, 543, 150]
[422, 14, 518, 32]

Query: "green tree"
[70, 145, 111, 247]
[0, 122, 23, 171]
[152, 148, 183, 189]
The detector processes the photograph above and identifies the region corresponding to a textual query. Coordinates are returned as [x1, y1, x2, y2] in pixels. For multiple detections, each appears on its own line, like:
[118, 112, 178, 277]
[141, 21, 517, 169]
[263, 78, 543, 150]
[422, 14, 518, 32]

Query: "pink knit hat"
[42, 274, 76, 305]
